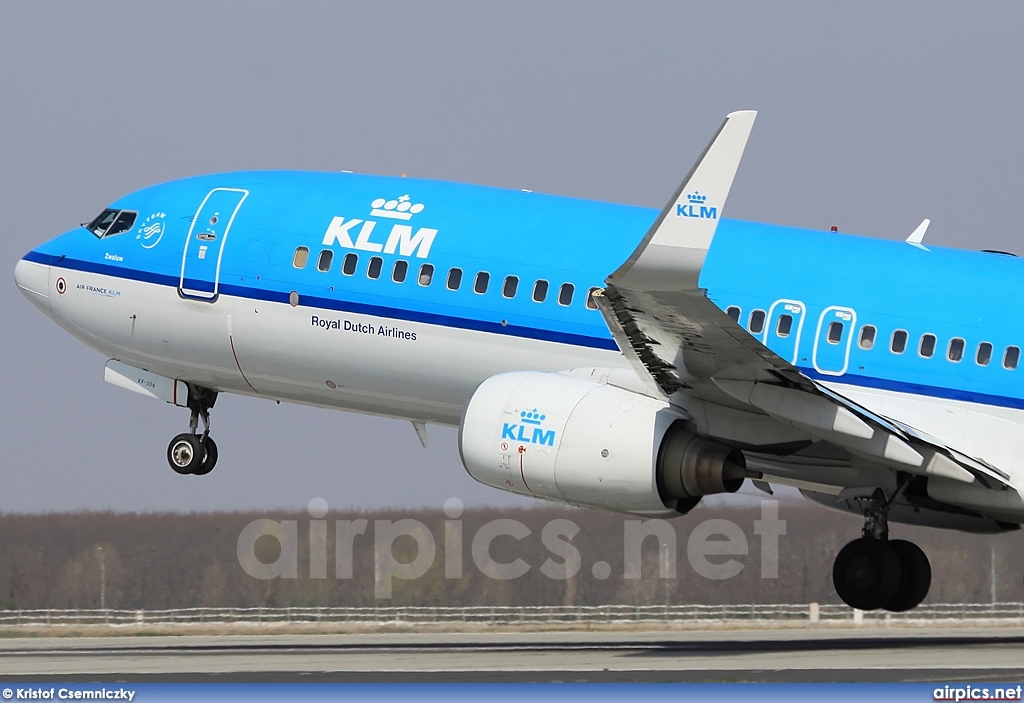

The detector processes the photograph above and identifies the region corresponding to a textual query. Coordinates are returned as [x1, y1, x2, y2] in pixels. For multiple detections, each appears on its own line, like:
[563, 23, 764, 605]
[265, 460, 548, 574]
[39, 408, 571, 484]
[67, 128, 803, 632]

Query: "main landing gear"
[166, 387, 219, 476]
[832, 486, 932, 612]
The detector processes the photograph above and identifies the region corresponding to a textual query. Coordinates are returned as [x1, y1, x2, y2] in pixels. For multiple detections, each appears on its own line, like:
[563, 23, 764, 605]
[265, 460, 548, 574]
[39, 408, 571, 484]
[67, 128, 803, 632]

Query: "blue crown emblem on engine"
[520, 409, 546, 425]
[677, 191, 717, 220]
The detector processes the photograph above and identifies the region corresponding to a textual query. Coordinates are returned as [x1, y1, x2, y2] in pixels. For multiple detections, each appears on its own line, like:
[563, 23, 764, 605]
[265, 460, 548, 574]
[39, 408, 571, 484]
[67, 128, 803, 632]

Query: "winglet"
[610, 110, 757, 291]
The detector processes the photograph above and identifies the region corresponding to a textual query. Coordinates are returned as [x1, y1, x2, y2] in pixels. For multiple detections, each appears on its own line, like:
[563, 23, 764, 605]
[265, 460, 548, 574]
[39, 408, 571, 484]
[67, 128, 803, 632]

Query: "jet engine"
[458, 371, 746, 516]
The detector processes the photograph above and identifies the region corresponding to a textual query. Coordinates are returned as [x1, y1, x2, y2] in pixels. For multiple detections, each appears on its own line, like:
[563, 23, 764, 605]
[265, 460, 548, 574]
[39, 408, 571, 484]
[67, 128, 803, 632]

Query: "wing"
[598, 111, 1008, 490]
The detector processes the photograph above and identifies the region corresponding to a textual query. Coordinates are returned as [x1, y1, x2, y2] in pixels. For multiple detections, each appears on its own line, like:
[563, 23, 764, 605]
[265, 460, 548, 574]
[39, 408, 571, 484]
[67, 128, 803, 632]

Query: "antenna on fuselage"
[906, 218, 930, 248]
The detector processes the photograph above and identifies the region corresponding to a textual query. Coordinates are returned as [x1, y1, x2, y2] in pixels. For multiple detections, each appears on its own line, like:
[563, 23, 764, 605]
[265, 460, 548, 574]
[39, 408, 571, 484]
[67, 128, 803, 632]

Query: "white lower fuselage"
[28, 249, 1024, 529]
[51, 266, 623, 425]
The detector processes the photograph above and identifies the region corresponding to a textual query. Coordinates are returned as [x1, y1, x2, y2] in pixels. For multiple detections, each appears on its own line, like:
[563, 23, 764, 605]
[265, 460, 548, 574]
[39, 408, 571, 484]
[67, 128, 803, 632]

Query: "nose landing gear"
[832, 485, 932, 612]
[166, 387, 219, 476]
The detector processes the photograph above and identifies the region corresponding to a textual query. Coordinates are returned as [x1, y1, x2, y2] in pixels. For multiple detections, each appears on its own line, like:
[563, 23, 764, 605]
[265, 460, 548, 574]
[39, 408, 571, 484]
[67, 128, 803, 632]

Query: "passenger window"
[776, 314, 793, 338]
[558, 283, 574, 306]
[418, 264, 434, 286]
[533, 280, 549, 303]
[726, 306, 741, 323]
[503, 276, 519, 298]
[86, 209, 119, 237]
[947, 338, 965, 362]
[367, 256, 382, 280]
[393, 260, 408, 283]
[891, 330, 908, 354]
[447, 267, 463, 290]
[826, 321, 843, 344]
[106, 211, 137, 237]
[342, 252, 358, 276]
[748, 309, 766, 334]
[292, 246, 309, 269]
[977, 342, 993, 366]
[317, 249, 333, 272]
[919, 333, 937, 358]
[586, 287, 601, 310]
[474, 272, 490, 294]
[859, 325, 876, 350]
[1004, 346, 1020, 370]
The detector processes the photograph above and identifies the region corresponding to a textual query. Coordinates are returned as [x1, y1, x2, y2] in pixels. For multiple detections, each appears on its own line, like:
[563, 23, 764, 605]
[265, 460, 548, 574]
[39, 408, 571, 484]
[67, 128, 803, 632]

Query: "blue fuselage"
[21, 170, 1024, 413]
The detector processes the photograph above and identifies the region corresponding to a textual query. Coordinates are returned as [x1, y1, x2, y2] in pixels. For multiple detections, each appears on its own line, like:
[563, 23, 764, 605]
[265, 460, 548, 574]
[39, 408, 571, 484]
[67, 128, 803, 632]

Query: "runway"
[1, 628, 1023, 682]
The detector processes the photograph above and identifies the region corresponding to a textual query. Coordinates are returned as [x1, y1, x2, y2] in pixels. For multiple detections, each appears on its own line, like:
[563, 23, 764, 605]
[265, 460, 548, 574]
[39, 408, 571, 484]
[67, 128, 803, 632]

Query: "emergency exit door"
[813, 306, 857, 376]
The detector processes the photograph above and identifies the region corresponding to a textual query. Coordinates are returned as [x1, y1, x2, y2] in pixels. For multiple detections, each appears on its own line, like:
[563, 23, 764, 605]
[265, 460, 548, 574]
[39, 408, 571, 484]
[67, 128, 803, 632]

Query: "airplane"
[14, 111, 1024, 613]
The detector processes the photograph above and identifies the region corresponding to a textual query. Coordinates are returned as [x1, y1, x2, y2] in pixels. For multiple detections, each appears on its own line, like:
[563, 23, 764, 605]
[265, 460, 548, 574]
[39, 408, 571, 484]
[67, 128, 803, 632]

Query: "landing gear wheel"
[192, 436, 218, 476]
[167, 433, 206, 475]
[884, 540, 931, 612]
[833, 537, 902, 610]
[165, 385, 220, 476]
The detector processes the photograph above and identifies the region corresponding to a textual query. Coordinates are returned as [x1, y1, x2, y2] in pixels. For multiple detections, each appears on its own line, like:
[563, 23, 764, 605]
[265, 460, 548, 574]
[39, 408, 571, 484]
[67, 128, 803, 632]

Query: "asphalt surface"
[0, 628, 1022, 683]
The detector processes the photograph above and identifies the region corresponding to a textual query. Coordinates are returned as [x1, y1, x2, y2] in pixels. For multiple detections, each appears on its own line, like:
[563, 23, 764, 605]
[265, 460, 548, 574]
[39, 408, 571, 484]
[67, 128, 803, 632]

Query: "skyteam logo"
[676, 191, 717, 220]
[501, 409, 557, 447]
[322, 194, 436, 258]
[136, 212, 167, 249]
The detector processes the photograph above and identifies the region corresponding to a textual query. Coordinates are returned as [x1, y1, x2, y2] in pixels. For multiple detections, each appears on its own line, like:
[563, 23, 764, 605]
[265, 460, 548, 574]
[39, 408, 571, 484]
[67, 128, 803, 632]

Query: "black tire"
[167, 433, 205, 475]
[884, 540, 932, 612]
[192, 436, 218, 476]
[833, 537, 902, 610]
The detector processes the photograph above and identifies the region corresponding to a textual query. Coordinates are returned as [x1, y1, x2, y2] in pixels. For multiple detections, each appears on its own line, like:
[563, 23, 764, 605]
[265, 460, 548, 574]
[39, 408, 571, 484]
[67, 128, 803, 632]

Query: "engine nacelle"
[459, 371, 745, 516]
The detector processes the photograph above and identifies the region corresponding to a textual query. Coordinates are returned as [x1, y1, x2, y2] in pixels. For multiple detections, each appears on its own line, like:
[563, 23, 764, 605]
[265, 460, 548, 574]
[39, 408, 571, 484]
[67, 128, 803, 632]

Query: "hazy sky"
[3, 2, 1023, 513]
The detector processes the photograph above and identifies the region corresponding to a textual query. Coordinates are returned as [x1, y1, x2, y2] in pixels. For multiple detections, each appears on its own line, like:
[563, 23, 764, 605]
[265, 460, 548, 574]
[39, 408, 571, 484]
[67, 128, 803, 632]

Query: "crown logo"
[370, 194, 425, 221]
[686, 191, 707, 204]
[520, 409, 546, 425]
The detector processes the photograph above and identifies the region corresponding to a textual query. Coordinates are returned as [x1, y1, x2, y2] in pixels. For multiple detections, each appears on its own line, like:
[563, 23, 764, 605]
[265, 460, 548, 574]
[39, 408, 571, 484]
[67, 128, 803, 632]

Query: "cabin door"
[179, 188, 248, 301]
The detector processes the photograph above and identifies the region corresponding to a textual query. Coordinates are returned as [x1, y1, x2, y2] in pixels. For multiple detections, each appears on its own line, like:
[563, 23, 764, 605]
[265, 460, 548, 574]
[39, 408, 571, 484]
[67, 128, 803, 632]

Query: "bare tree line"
[0, 502, 1019, 610]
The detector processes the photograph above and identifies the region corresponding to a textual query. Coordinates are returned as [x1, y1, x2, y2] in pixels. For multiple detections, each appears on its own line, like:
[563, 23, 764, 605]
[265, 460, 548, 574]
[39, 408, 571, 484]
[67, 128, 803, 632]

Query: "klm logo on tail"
[676, 191, 717, 220]
[323, 194, 437, 258]
[501, 409, 556, 447]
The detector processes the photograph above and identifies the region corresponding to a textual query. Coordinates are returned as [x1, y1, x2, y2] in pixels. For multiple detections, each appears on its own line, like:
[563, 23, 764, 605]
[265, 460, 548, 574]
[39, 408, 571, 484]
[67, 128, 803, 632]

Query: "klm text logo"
[502, 409, 556, 447]
[676, 191, 717, 220]
[322, 194, 437, 258]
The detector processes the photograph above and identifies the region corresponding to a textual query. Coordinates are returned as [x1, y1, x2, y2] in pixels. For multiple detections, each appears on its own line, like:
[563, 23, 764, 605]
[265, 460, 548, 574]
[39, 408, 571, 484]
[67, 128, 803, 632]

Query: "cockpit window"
[86, 209, 137, 238]
[108, 211, 137, 236]
[86, 209, 118, 237]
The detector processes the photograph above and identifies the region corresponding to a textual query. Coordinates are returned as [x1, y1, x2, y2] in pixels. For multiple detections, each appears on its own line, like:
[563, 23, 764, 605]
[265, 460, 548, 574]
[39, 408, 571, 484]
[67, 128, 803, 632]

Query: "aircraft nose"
[14, 256, 54, 319]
